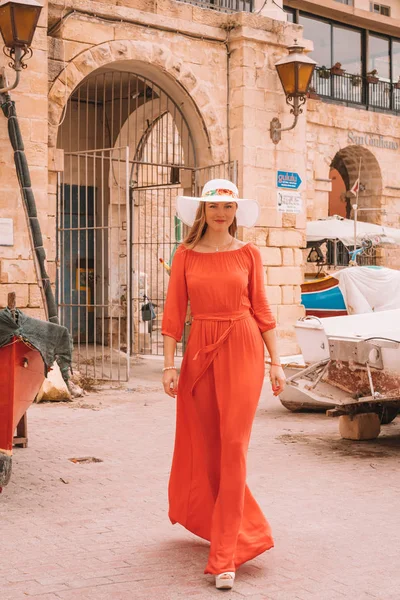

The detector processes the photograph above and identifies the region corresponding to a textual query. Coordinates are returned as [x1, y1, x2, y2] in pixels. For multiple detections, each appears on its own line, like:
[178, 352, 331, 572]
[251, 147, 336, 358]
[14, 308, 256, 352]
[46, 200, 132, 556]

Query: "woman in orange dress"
[161, 179, 286, 590]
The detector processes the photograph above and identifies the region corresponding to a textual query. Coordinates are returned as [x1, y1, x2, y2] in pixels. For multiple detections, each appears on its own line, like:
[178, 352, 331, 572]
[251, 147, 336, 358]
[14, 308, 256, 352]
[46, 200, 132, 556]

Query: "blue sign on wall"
[277, 171, 302, 190]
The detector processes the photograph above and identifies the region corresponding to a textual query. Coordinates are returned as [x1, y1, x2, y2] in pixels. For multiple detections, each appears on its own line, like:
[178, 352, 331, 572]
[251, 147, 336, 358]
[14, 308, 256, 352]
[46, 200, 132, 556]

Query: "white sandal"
[215, 571, 235, 590]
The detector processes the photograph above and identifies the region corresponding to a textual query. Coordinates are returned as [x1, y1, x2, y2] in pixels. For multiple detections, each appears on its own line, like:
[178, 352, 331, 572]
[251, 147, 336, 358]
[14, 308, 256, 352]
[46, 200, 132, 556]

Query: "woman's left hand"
[270, 365, 286, 397]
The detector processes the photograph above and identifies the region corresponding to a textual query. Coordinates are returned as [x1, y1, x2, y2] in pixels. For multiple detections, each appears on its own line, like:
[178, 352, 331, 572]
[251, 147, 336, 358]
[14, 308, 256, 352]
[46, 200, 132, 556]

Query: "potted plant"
[318, 66, 331, 80]
[367, 69, 379, 84]
[351, 73, 362, 87]
[307, 86, 319, 99]
[330, 62, 345, 76]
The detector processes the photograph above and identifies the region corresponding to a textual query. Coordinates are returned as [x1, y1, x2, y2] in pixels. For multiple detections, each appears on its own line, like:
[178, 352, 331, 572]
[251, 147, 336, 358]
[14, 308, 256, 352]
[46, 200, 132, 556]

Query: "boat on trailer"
[0, 293, 72, 491]
[279, 309, 400, 439]
[0, 338, 45, 489]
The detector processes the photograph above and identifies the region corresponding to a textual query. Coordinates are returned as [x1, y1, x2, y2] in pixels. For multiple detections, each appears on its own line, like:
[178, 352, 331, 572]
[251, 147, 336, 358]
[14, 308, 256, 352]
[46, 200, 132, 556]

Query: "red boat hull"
[305, 309, 348, 318]
[0, 338, 45, 487]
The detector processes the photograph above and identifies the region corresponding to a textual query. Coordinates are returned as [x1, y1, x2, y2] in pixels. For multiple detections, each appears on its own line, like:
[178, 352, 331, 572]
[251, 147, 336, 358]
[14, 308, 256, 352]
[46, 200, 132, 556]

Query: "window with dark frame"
[370, 3, 391, 17]
[284, 7, 295, 22]
[175, 0, 253, 12]
[283, 6, 400, 113]
[369, 34, 390, 81]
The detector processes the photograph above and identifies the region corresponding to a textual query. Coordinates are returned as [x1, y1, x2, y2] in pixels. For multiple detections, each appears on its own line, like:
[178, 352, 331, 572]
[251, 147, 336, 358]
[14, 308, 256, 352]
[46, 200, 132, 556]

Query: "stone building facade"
[285, 0, 400, 271]
[0, 0, 400, 367]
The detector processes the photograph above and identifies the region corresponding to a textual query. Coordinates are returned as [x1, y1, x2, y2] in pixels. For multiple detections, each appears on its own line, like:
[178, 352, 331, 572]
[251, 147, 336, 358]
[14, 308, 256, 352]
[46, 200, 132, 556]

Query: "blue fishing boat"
[301, 275, 347, 318]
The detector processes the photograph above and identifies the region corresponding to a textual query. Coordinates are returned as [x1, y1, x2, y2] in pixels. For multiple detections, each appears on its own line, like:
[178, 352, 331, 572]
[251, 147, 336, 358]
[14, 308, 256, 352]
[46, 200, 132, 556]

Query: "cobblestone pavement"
[2, 355, 400, 600]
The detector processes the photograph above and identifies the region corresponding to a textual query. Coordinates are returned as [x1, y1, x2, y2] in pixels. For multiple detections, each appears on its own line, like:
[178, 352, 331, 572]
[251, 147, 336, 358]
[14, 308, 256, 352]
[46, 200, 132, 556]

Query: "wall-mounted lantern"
[270, 40, 317, 145]
[0, 0, 42, 93]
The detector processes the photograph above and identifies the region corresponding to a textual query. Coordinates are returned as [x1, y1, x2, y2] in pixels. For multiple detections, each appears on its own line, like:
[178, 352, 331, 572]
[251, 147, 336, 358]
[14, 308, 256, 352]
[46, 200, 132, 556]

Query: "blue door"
[60, 185, 95, 343]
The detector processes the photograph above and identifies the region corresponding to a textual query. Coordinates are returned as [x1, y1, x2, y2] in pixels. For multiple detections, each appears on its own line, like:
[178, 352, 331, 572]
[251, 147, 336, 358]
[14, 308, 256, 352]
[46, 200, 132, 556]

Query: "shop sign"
[276, 170, 302, 190]
[277, 191, 302, 214]
[0, 218, 13, 246]
[348, 131, 399, 150]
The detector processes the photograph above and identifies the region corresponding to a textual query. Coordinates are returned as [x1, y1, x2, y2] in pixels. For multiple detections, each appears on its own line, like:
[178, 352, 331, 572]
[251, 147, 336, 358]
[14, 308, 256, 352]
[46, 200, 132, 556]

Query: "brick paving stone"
[28, 596, 62, 600]
[1, 356, 400, 600]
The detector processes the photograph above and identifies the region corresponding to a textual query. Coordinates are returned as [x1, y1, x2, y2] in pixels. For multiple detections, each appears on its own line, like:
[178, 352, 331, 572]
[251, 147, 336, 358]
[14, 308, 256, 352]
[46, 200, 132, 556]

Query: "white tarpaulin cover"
[306, 216, 400, 246]
[334, 266, 400, 314]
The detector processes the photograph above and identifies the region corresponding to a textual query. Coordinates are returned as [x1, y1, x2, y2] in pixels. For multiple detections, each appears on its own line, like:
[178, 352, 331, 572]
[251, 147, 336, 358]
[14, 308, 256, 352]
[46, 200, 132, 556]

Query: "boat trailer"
[281, 336, 400, 440]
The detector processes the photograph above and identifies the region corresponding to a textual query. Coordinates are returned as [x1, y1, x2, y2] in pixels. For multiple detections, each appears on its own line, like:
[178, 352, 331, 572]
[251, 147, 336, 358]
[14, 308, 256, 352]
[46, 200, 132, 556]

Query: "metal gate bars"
[57, 147, 130, 382]
[57, 153, 237, 380]
[130, 161, 237, 359]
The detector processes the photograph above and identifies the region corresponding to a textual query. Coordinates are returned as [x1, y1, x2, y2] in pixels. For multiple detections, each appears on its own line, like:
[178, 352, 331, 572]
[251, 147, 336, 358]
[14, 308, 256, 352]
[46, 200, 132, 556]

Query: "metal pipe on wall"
[0, 85, 58, 324]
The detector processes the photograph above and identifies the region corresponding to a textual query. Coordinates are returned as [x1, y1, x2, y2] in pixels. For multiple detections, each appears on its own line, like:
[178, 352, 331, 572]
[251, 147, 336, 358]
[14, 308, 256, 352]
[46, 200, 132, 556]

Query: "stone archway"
[48, 39, 225, 165]
[330, 145, 382, 223]
[50, 44, 232, 371]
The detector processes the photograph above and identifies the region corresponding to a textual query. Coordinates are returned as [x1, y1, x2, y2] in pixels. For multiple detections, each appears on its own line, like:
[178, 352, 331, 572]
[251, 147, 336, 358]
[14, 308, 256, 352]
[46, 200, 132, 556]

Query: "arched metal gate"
[56, 69, 236, 381]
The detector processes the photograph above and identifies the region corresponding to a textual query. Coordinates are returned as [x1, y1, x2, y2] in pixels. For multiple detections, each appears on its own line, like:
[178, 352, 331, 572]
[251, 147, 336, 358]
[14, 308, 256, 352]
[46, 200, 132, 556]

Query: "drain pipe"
[0, 82, 58, 325]
[224, 27, 233, 165]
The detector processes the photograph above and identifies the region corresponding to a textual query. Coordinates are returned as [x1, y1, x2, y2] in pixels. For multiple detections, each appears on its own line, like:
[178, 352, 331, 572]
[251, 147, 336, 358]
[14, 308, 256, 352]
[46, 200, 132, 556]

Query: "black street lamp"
[270, 40, 317, 145]
[0, 0, 42, 92]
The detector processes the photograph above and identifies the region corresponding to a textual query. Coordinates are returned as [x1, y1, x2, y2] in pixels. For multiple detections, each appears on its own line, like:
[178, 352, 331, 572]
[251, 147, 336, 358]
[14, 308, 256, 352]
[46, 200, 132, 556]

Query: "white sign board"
[0, 218, 14, 246]
[277, 191, 302, 214]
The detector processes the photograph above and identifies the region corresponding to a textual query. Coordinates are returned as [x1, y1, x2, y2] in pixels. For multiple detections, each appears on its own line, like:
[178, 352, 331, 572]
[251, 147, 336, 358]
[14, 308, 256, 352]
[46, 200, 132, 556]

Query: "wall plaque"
[277, 191, 302, 214]
[0, 218, 14, 246]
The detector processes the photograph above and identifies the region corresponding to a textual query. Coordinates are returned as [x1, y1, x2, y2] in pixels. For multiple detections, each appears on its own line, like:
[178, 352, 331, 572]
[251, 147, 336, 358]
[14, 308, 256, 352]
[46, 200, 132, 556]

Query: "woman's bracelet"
[270, 363, 282, 367]
[162, 366, 177, 372]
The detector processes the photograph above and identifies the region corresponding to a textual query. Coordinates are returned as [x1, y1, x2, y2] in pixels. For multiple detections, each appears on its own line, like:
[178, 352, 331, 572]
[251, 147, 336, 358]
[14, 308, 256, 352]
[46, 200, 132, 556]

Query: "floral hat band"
[202, 189, 239, 199]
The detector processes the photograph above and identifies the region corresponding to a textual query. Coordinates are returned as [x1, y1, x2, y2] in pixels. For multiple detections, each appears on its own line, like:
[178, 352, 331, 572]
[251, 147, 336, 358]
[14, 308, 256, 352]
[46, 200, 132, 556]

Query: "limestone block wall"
[228, 21, 307, 354]
[0, 4, 49, 317]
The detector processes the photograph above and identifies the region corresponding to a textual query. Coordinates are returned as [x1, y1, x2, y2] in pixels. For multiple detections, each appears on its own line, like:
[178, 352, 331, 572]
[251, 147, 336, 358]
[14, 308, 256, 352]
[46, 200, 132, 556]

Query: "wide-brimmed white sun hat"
[176, 178, 259, 228]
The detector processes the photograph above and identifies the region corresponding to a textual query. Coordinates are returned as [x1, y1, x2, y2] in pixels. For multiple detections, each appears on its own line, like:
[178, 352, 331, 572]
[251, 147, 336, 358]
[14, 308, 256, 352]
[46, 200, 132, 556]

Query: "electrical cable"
[49, 0, 71, 128]
[48, 8, 227, 45]
[363, 337, 400, 344]
[254, 0, 286, 15]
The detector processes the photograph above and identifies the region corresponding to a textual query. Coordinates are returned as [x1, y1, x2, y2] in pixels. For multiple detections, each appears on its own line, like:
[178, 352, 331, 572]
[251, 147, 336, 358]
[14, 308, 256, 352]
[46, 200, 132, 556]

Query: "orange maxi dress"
[161, 242, 276, 575]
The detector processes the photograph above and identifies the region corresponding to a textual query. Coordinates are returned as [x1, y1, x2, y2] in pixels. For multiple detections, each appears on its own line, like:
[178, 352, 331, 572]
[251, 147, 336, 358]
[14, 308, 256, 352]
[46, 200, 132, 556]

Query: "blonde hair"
[183, 202, 238, 249]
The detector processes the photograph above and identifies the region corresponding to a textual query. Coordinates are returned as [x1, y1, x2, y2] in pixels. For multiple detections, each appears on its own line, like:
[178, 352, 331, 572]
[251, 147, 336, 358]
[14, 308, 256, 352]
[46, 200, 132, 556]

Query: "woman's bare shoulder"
[236, 240, 257, 252]
[231, 239, 253, 251]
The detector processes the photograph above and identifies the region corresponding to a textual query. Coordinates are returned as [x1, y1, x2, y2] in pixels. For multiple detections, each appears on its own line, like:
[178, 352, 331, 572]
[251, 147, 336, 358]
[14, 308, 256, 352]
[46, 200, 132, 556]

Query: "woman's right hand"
[162, 369, 179, 398]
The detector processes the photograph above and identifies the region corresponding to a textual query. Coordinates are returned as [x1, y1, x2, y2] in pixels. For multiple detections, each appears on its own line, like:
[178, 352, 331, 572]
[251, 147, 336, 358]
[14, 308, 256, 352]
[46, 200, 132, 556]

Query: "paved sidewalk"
[1, 355, 400, 600]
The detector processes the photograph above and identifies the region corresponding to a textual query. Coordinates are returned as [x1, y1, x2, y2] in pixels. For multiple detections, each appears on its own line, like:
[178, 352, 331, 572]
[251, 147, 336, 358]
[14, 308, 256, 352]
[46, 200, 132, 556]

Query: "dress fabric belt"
[190, 310, 253, 396]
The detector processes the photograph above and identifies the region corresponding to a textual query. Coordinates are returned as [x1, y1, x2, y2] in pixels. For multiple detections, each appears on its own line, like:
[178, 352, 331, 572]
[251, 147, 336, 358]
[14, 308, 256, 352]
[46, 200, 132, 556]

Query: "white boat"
[278, 309, 400, 436]
[296, 309, 400, 368]
[277, 216, 400, 436]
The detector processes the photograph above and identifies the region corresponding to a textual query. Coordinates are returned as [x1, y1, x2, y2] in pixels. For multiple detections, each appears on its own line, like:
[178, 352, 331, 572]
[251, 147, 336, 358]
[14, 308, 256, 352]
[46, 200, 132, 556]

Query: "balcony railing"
[176, 0, 253, 12]
[310, 67, 400, 115]
[326, 241, 377, 267]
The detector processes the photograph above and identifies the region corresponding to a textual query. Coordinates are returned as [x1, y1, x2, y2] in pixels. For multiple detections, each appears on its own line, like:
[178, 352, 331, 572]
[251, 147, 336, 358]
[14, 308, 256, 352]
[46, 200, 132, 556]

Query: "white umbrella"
[306, 216, 400, 246]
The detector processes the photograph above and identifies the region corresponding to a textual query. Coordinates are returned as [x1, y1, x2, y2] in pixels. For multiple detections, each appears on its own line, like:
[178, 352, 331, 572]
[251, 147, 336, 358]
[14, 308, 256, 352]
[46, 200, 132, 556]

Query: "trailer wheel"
[378, 407, 398, 425]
